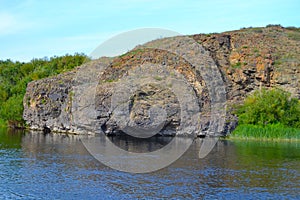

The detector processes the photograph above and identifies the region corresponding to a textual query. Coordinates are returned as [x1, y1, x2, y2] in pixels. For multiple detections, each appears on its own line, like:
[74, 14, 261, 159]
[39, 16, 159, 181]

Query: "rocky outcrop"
[23, 70, 75, 132]
[23, 26, 300, 136]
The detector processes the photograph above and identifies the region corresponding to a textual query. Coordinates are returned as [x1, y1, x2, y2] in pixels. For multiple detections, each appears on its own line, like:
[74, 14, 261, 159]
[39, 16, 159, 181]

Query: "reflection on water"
[81, 133, 194, 173]
[108, 134, 173, 153]
[0, 128, 299, 199]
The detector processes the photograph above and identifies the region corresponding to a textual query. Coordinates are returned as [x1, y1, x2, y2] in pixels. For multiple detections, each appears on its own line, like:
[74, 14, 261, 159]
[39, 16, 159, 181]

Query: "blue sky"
[1, 0, 299, 62]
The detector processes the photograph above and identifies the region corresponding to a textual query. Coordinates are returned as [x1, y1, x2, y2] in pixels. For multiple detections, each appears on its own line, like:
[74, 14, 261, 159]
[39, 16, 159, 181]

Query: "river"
[0, 128, 299, 199]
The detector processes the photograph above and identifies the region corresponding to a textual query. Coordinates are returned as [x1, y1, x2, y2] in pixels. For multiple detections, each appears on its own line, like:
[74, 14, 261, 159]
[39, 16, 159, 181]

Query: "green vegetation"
[154, 76, 163, 81]
[286, 26, 300, 31]
[251, 27, 263, 33]
[266, 24, 283, 28]
[120, 49, 145, 58]
[284, 26, 300, 39]
[273, 53, 298, 70]
[0, 54, 88, 128]
[231, 124, 299, 140]
[287, 31, 300, 41]
[104, 79, 116, 83]
[231, 88, 300, 140]
[231, 61, 242, 69]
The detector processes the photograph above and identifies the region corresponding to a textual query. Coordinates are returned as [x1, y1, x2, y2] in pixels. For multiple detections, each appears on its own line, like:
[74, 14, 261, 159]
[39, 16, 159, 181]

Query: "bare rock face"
[23, 71, 75, 132]
[23, 26, 300, 136]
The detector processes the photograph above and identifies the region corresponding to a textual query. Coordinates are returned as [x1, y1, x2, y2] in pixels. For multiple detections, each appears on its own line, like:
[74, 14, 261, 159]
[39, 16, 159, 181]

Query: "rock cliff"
[23, 26, 300, 136]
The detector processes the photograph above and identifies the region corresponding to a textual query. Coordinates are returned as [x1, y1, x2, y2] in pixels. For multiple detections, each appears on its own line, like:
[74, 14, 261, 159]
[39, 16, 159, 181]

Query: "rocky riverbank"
[23, 25, 300, 136]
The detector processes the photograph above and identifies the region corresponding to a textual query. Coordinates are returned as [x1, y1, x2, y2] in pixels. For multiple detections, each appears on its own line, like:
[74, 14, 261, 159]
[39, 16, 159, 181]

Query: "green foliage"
[0, 94, 24, 122]
[266, 24, 283, 28]
[154, 76, 163, 81]
[231, 124, 300, 140]
[231, 61, 242, 69]
[0, 53, 88, 127]
[236, 88, 300, 128]
[0, 118, 6, 127]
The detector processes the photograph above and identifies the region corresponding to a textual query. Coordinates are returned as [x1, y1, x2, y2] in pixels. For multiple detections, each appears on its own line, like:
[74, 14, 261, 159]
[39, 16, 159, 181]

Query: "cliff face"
[193, 26, 300, 101]
[23, 26, 300, 135]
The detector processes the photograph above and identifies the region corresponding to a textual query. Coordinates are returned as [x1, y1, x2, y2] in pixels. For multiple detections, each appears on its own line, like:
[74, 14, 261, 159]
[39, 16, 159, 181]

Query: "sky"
[1, 0, 299, 62]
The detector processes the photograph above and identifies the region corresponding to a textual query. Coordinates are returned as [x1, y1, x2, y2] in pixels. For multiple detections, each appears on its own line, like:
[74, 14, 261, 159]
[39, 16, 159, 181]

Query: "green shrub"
[231, 61, 242, 69]
[236, 88, 300, 128]
[0, 94, 24, 122]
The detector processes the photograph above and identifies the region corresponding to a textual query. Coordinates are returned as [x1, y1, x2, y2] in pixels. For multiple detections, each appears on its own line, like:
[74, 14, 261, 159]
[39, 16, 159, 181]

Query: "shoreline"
[2, 126, 300, 142]
[225, 136, 300, 142]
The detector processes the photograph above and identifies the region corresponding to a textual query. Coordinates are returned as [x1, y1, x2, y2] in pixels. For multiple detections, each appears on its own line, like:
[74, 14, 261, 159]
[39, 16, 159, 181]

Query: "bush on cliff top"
[0, 54, 88, 127]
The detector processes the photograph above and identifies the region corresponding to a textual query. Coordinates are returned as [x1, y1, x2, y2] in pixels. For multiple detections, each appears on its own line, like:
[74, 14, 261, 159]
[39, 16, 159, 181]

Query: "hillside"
[197, 25, 300, 99]
[20, 25, 300, 135]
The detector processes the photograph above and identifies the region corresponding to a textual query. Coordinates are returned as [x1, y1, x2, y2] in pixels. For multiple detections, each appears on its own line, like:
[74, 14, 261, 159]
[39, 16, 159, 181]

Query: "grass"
[154, 76, 163, 81]
[250, 27, 263, 33]
[229, 124, 300, 141]
[287, 32, 300, 41]
[286, 26, 300, 31]
[120, 49, 145, 58]
[0, 118, 7, 128]
[103, 79, 116, 83]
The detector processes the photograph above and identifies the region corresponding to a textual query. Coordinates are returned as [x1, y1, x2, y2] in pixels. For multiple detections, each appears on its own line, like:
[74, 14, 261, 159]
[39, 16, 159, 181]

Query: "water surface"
[0, 129, 299, 199]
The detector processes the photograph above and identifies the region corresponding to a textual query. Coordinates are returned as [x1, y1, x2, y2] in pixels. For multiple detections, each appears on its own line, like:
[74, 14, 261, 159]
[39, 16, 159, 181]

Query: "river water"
[0, 128, 299, 199]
